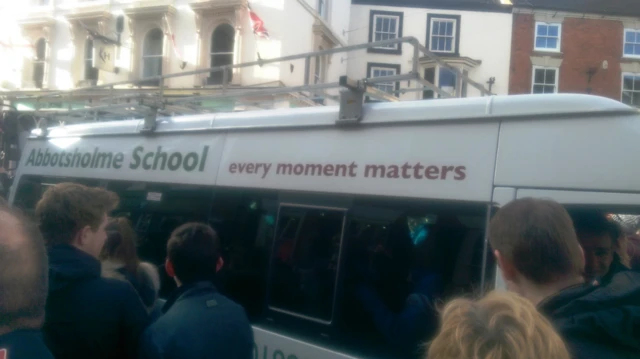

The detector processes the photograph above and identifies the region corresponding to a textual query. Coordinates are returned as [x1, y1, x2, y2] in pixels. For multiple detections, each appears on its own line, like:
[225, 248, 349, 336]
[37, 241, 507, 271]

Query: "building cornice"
[352, 0, 512, 14]
[514, 7, 640, 27]
[123, 4, 176, 20]
[189, 0, 247, 14]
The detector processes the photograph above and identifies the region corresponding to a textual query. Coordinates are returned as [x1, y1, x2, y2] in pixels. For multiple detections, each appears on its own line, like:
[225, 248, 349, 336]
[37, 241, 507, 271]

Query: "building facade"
[347, 0, 513, 100]
[508, 0, 640, 107]
[0, 0, 350, 113]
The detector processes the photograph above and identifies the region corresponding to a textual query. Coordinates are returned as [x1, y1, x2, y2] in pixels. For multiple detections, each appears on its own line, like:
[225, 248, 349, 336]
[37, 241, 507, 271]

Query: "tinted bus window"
[269, 206, 345, 323]
[13, 175, 101, 219]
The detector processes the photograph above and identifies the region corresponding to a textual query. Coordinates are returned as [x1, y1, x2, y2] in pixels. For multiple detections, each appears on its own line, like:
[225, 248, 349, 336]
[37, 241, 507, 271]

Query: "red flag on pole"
[248, 6, 270, 40]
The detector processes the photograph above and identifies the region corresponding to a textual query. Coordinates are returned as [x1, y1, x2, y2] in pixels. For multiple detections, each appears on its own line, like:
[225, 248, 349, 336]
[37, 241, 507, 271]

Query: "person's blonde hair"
[427, 291, 570, 359]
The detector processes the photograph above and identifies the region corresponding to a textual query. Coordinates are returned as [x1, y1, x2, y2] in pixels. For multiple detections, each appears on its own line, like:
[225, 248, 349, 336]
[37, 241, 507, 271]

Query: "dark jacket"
[139, 281, 254, 359]
[0, 330, 54, 359]
[102, 260, 159, 309]
[43, 245, 150, 359]
[538, 270, 640, 359]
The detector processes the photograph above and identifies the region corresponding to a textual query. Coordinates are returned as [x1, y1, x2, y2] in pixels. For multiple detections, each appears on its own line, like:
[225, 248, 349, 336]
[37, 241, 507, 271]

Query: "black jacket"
[139, 281, 254, 359]
[538, 270, 640, 359]
[43, 245, 150, 359]
[0, 330, 54, 359]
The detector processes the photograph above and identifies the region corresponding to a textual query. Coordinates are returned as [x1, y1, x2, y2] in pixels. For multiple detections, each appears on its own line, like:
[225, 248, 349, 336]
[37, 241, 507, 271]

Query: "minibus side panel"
[216, 123, 499, 202]
[495, 114, 640, 193]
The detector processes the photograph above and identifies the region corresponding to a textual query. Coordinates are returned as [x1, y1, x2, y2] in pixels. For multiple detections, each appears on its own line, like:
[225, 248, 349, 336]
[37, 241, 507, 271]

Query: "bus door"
[515, 188, 640, 278]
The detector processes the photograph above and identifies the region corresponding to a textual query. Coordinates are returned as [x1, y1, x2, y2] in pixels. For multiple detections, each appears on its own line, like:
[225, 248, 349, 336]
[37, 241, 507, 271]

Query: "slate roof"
[513, 0, 640, 17]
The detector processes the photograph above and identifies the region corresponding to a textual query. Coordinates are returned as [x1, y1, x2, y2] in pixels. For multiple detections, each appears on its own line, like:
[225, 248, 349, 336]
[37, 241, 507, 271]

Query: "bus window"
[12, 175, 101, 219]
[207, 189, 278, 320]
[268, 206, 346, 323]
[106, 181, 215, 298]
[336, 200, 488, 358]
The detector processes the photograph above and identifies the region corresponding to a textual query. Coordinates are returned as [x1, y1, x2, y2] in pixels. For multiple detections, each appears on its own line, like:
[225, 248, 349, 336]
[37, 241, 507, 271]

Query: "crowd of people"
[0, 182, 638, 359]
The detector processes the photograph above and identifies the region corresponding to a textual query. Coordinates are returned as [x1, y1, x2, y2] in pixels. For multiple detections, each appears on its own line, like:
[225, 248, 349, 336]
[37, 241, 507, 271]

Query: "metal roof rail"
[1, 36, 494, 133]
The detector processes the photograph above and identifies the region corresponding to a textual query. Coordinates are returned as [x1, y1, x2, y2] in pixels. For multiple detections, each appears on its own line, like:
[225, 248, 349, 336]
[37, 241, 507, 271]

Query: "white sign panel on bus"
[217, 124, 499, 202]
[19, 134, 223, 185]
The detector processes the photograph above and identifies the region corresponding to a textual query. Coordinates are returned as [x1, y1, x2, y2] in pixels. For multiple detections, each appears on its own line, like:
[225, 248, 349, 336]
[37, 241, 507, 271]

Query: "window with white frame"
[141, 28, 164, 86]
[624, 29, 640, 58]
[84, 39, 98, 82]
[368, 10, 403, 54]
[317, 0, 329, 20]
[429, 19, 456, 53]
[367, 63, 400, 101]
[209, 24, 235, 85]
[535, 22, 561, 52]
[423, 66, 463, 99]
[622, 73, 640, 107]
[532, 67, 558, 94]
[33, 38, 46, 89]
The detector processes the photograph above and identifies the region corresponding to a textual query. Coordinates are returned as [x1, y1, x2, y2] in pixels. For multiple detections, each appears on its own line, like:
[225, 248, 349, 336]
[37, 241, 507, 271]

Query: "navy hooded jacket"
[0, 330, 54, 359]
[139, 281, 254, 359]
[538, 269, 640, 359]
[43, 245, 149, 359]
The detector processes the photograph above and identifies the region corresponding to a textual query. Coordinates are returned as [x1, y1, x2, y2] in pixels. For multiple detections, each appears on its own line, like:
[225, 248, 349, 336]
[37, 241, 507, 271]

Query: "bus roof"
[32, 94, 635, 139]
[15, 93, 640, 204]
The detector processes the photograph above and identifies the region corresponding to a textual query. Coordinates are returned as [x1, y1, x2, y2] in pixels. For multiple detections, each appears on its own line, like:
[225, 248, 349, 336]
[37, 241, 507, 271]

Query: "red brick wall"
[509, 13, 624, 101]
[509, 14, 535, 94]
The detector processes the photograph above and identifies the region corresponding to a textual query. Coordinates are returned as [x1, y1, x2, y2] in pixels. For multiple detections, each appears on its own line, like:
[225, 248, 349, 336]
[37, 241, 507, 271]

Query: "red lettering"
[425, 166, 440, 180]
[441, 166, 455, 180]
[334, 164, 347, 176]
[454, 166, 467, 180]
[246, 163, 255, 174]
[293, 164, 304, 175]
[238, 163, 246, 173]
[414, 162, 424, 179]
[387, 165, 400, 179]
[229, 163, 237, 173]
[349, 162, 358, 177]
[323, 164, 335, 176]
[401, 162, 412, 179]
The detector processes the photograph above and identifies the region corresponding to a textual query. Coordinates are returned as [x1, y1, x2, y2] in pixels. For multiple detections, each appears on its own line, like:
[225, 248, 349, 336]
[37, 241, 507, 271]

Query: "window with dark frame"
[622, 73, 640, 107]
[532, 67, 558, 94]
[33, 38, 46, 89]
[624, 29, 640, 58]
[367, 63, 400, 102]
[427, 14, 460, 55]
[141, 28, 164, 86]
[368, 10, 403, 55]
[209, 24, 235, 85]
[84, 39, 99, 82]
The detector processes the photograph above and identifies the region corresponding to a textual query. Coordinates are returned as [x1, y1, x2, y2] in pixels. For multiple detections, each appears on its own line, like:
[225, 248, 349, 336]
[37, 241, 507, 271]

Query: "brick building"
[509, 0, 640, 107]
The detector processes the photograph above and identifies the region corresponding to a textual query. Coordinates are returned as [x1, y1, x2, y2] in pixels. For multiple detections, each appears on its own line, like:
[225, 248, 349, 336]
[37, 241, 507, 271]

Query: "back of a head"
[167, 223, 221, 285]
[35, 182, 119, 246]
[101, 217, 140, 275]
[0, 205, 48, 333]
[427, 291, 571, 359]
[488, 198, 584, 285]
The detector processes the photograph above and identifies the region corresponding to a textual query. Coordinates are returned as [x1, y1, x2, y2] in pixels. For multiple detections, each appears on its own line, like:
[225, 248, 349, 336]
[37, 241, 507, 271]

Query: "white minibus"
[9, 93, 640, 359]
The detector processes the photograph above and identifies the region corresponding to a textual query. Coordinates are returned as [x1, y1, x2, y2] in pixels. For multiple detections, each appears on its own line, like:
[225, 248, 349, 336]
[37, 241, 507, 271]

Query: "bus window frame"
[267, 202, 348, 326]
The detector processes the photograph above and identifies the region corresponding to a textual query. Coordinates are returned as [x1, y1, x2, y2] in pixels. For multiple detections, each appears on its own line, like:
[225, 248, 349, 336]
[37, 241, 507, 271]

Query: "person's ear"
[494, 249, 518, 282]
[165, 258, 176, 278]
[74, 225, 92, 247]
[216, 257, 224, 273]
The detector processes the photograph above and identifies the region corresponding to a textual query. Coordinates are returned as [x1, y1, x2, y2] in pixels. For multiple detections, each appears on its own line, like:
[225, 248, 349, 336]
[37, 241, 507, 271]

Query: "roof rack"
[0, 36, 494, 135]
